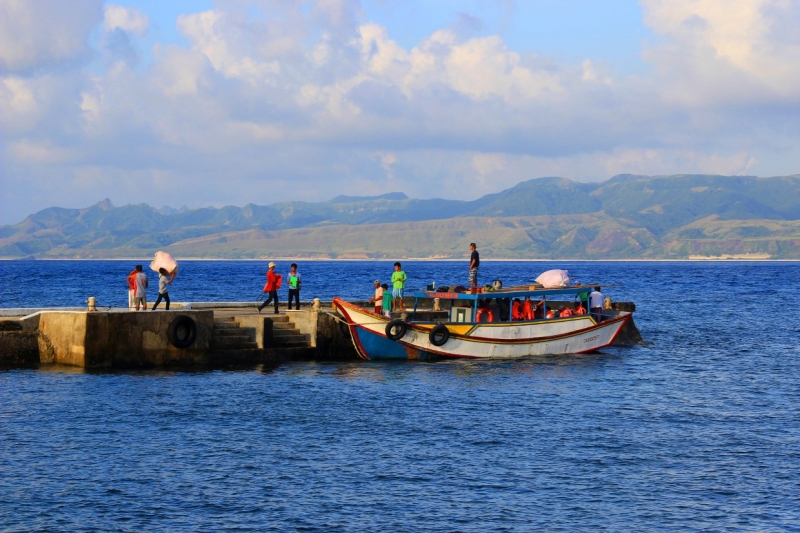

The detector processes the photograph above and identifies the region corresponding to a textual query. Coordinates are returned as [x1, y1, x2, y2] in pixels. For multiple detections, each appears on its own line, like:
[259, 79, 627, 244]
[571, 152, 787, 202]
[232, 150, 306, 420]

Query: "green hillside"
[2, 174, 799, 259]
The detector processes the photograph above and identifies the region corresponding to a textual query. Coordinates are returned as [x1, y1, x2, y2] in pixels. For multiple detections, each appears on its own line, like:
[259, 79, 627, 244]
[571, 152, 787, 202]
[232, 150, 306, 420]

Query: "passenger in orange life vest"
[573, 300, 587, 315]
[559, 306, 573, 318]
[546, 308, 555, 319]
[524, 296, 546, 319]
[512, 299, 524, 321]
[522, 298, 533, 319]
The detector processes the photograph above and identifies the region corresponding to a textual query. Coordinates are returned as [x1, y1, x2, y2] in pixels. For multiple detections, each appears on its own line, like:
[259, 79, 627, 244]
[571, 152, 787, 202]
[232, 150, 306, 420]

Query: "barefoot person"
[391, 262, 407, 311]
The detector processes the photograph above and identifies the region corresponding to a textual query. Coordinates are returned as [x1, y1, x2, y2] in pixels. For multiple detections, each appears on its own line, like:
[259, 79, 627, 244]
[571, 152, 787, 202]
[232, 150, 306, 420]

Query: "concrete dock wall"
[12, 310, 214, 368]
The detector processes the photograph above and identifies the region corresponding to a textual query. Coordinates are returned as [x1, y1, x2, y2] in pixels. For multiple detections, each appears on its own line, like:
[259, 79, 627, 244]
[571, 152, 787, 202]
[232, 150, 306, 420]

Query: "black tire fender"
[385, 319, 408, 341]
[167, 315, 197, 349]
[429, 324, 450, 347]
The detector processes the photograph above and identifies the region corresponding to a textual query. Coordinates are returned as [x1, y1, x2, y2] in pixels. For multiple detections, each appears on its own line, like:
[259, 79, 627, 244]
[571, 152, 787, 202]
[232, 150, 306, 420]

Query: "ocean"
[1, 260, 799, 531]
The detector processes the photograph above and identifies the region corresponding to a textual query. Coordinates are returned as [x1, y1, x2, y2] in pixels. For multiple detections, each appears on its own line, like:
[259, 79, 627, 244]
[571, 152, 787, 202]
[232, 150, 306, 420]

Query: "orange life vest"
[522, 299, 534, 320]
[512, 301, 524, 321]
[559, 308, 573, 318]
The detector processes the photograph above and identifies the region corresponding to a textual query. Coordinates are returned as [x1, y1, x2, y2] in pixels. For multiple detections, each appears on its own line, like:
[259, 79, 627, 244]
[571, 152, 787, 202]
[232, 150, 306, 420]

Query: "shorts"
[135, 296, 146, 304]
[392, 288, 403, 299]
[469, 268, 478, 283]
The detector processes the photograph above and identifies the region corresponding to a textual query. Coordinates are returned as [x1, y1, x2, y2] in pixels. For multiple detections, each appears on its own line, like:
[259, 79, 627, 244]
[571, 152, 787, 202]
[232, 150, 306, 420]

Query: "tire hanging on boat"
[429, 324, 450, 347]
[385, 319, 408, 341]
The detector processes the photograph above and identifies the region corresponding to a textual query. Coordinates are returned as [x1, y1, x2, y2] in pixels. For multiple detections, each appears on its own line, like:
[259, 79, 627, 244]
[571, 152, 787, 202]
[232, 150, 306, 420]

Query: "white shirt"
[589, 290, 604, 309]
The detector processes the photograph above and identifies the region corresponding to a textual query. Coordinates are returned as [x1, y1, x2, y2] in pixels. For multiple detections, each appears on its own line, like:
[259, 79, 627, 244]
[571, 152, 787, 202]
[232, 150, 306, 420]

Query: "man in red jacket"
[258, 262, 282, 314]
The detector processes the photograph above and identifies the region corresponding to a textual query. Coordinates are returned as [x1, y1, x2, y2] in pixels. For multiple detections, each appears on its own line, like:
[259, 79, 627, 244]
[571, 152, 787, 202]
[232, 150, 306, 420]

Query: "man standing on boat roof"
[469, 242, 480, 292]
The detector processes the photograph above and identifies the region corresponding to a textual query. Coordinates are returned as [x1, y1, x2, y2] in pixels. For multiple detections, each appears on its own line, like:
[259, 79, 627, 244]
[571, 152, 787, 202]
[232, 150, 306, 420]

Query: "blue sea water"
[1, 260, 799, 531]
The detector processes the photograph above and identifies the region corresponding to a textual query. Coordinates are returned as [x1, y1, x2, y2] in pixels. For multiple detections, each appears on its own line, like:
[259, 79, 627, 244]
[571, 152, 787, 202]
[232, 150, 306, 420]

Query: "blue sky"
[1, 0, 798, 225]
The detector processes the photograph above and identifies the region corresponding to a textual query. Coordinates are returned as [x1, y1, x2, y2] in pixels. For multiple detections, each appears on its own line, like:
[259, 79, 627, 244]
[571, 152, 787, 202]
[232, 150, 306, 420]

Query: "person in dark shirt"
[469, 242, 480, 292]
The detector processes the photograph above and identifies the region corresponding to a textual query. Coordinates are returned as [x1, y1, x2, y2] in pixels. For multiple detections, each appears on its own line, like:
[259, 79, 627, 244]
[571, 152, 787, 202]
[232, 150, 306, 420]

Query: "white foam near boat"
[334, 283, 631, 361]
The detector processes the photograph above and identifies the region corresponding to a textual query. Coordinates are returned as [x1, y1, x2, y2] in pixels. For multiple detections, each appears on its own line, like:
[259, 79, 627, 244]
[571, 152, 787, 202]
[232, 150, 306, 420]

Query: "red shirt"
[263, 270, 281, 291]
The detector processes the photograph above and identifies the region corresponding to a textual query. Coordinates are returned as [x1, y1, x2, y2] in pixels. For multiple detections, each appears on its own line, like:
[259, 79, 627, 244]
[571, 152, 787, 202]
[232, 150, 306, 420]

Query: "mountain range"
[2, 174, 799, 260]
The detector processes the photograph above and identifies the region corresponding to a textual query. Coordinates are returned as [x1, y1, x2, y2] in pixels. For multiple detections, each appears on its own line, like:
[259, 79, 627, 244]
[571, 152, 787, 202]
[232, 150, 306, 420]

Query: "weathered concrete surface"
[38, 312, 88, 366]
[293, 310, 358, 360]
[234, 315, 271, 349]
[29, 310, 214, 368]
[0, 321, 39, 364]
[87, 310, 213, 367]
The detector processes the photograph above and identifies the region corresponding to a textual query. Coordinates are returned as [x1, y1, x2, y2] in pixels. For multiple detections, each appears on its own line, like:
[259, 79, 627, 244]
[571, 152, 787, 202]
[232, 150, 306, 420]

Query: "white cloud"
[642, 0, 800, 102]
[103, 4, 148, 36]
[0, 0, 102, 72]
[0, 0, 798, 225]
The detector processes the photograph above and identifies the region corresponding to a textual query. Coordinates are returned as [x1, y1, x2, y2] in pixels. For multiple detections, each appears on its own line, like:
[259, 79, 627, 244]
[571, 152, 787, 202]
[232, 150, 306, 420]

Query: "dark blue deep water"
[1, 260, 799, 531]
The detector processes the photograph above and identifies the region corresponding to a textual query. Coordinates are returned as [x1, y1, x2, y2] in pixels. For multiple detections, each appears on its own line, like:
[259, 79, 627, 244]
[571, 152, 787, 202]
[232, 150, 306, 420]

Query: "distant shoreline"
[2, 257, 798, 262]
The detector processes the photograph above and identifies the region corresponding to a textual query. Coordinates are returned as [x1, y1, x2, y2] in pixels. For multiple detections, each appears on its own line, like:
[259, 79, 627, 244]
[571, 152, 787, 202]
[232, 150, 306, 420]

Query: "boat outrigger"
[334, 284, 632, 361]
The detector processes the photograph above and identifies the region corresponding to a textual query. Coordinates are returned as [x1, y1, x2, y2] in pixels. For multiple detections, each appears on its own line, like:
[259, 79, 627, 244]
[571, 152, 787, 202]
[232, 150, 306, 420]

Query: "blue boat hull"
[350, 325, 438, 361]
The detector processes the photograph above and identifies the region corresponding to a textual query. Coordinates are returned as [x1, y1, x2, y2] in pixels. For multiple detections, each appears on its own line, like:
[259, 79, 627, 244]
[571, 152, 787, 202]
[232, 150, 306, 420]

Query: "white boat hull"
[334, 299, 630, 360]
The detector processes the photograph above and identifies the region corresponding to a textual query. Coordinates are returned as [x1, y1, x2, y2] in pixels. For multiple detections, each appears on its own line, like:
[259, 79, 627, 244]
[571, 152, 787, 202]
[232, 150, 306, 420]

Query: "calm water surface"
[1, 261, 799, 531]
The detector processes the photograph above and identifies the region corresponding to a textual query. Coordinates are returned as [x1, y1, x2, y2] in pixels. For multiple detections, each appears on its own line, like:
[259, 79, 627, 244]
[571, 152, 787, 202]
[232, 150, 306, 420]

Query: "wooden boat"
[334, 284, 631, 361]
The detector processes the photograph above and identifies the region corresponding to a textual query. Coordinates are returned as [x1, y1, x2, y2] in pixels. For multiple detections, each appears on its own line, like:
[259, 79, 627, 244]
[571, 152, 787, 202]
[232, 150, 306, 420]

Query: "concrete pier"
[0, 299, 643, 368]
[0, 306, 357, 368]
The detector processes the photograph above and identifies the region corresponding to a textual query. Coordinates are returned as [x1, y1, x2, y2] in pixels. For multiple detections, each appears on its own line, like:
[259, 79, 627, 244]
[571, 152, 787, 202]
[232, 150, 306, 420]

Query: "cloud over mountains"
[1, 0, 798, 226]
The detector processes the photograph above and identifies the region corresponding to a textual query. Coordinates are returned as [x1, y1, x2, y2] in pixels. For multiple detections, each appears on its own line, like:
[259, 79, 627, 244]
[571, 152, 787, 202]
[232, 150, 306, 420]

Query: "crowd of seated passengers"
[511, 298, 587, 320]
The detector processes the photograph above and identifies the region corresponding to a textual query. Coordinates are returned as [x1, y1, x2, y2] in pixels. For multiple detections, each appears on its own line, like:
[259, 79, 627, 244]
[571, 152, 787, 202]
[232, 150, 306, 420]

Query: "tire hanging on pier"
[429, 324, 450, 347]
[167, 315, 197, 349]
[385, 319, 408, 341]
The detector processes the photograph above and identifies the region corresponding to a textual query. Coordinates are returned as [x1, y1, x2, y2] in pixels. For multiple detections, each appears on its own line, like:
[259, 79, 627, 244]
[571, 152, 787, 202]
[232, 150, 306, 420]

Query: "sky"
[1, 0, 799, 225]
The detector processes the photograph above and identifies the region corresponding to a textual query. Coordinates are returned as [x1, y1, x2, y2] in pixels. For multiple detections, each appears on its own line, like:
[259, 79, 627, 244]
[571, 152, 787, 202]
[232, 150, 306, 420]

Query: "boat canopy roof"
[410, 284, 609, 301]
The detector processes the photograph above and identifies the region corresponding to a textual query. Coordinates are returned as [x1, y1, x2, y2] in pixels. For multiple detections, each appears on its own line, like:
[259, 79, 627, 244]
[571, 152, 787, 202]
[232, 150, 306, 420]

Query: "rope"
[326, 310, 393, 360]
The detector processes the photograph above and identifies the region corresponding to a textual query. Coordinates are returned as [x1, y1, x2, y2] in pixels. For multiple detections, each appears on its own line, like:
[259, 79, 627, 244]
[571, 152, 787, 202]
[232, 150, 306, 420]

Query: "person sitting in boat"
[512, 299, 523, 321]
[522, 296, 546, 319]
[573, 300, 587, 315]
[546, 308, 556, 319]
[559, 306, 573, 318]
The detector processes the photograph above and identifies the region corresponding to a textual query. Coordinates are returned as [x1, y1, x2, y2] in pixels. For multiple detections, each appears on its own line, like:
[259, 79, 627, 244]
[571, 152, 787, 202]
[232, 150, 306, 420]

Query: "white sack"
[150, 251, 179, 275]
[535, 269, 570, 288]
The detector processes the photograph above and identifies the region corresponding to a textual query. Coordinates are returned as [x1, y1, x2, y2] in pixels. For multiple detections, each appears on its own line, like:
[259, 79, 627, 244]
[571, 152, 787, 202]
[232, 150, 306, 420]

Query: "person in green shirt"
[381, 283, 392, 317]
[391, 262, 407, 311]
[287, 263, 301, 310]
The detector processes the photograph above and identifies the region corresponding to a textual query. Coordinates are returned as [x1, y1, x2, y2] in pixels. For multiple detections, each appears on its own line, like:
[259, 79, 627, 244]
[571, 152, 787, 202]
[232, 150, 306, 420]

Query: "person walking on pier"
[258, 262, 282, 314]
[469, 242, 480, 292]
[132, 265, 148, 311]
[287, 263, 301, 310]
[152, 268, 172, 310]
